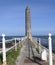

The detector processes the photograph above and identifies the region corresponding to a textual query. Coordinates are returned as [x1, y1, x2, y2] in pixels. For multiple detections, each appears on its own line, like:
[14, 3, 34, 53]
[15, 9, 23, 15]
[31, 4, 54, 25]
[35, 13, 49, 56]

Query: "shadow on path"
[25, 57, 42, 65]
[27, 39, 42, 65]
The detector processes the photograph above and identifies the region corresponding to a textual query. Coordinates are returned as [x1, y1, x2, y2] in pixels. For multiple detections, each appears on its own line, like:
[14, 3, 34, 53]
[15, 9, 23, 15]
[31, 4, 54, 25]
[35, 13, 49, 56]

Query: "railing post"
[15, 38, 17, 51]
[19, 40, 20, 47]
[2, 33, 7, 65]
[48, 33, 53, 65]
[39, 38, 41, 53]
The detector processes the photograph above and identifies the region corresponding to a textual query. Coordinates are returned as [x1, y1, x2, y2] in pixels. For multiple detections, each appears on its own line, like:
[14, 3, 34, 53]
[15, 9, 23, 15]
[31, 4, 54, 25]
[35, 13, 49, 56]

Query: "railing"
[32, 33, 53, 65]
[0, 37, 27, 52]
[0, 33, 54, 65]
[0, 33, 27, 65]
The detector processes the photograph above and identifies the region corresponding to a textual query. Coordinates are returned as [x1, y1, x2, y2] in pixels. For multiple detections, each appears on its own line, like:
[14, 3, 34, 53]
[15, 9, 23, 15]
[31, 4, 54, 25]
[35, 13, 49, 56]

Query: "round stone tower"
[25, 6, 31, 39]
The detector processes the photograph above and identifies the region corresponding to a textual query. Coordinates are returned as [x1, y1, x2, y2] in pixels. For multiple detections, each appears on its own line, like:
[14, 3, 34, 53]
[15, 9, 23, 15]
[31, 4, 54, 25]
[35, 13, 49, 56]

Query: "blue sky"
[0, 0, 55, 36]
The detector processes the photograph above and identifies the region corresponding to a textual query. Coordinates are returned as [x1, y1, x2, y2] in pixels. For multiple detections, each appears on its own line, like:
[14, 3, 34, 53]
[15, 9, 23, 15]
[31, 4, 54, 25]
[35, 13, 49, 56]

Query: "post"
[41, 49, 47, 61]
[2, 33, 6, 65]
[39, 38, 41, 53]
[15, 38, 17, 51]
[48, 33, 53, 65]
[19, 40, 20, 47]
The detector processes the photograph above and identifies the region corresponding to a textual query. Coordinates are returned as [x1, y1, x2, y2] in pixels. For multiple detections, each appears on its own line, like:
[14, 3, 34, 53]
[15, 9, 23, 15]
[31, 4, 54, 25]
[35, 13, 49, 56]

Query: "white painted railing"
[2, 33, 6, 65]
[48, 33, 53, 65]
[33, 33, 53, 65]
[0, 34, 26, 65]
[0, 33, 54, 65]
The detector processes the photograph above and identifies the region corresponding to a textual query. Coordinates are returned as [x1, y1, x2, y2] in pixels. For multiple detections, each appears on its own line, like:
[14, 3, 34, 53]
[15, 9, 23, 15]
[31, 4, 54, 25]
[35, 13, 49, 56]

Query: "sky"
[0, 0, 55, 36]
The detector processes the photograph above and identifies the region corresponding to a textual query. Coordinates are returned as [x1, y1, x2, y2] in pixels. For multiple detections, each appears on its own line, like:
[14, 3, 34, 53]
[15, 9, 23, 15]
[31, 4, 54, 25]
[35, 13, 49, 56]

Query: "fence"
[0, 33, 27, 65]
[35, 33, 53, 65]
[0, 33, 53, 65]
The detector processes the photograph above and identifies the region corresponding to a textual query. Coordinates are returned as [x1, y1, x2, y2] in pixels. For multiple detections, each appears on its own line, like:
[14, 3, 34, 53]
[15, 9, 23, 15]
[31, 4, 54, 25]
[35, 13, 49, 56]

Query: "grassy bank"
[0, 53, 2, 65]
[0, 46, 21, 65]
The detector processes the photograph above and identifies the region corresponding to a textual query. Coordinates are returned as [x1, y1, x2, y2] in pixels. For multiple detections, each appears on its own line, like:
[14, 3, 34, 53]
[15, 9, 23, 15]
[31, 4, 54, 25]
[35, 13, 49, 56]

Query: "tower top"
[26, 6, 30, 10]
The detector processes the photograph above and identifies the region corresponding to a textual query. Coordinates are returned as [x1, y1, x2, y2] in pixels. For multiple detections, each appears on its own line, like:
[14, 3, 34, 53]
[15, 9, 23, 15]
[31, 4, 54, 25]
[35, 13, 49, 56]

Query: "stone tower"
[25, 6, 31, 38]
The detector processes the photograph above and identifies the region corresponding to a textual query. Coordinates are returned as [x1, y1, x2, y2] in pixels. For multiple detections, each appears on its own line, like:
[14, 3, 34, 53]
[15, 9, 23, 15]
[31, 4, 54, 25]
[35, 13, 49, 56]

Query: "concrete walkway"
[16, 39, 40, 65]
[15, 39, 49, 65]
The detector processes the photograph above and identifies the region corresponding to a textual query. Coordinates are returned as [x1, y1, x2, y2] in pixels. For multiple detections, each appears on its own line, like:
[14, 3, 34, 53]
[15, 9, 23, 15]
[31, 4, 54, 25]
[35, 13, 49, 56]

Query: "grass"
[0, 53, 2, 65]
[36, 48, 39, 53]
[0, 46, 21, 65]
[53, 60, 55, 64]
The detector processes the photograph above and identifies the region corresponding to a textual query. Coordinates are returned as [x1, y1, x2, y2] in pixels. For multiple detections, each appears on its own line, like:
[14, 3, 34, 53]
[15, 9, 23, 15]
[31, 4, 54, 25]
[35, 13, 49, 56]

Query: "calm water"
[0, 36, 55, 51]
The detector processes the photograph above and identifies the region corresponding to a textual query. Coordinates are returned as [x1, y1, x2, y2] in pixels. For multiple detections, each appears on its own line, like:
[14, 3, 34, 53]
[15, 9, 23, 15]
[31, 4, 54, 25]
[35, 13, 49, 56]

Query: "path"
[16, 39, 49, 65]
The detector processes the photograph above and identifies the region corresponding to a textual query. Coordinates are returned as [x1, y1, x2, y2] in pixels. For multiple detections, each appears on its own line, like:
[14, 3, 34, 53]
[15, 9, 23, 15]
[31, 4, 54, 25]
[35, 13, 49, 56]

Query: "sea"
[0, 36, 55, 51]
